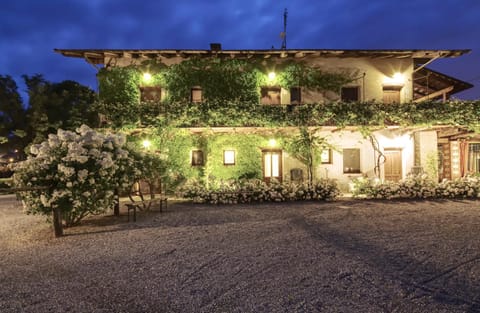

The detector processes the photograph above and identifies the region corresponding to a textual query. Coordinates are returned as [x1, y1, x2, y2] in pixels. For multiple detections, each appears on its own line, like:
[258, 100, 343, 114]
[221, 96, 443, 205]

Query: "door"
[384, 149, 402, 182]
[263, 150, 282, 183]
[383, 89, 400, 104]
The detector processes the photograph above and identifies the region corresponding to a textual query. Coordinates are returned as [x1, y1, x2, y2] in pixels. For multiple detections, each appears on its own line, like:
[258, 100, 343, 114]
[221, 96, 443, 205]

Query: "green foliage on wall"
[276, 62, 353, 91]
[127, 127, 276, 187]
[205, 133, 266, 182]
[98, 67, 140, 104]
[126, 126, 203, 190]
[97, 58, 354, 105]
[163, 58, 262, 102]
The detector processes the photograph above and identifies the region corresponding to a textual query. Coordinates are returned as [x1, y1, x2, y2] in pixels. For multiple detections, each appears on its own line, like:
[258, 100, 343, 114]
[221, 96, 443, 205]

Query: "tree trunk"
[52, 207, 63, 237]
[113, 188, 120, 216]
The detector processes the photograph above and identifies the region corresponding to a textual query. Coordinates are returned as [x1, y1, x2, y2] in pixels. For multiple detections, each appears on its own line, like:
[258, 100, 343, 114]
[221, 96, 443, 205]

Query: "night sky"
[2, 0, 480, 101]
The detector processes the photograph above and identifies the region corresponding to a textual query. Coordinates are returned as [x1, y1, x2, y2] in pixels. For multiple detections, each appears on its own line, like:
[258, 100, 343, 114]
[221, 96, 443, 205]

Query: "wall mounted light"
[268, 138, 277, 147]
[268, 72, 276, 81]
[142, 72, 152, 83]
[383, 72, 405, 86]
[142, 139, 151, 150]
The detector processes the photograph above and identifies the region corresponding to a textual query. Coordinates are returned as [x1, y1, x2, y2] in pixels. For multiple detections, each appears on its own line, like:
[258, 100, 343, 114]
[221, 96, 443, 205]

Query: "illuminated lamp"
[142, 139, 151, 149]
[268, 72, 276, 81]
[268, 139, 277, 147]
[383, 72, 405, 86]
[142, 72, 152, 83]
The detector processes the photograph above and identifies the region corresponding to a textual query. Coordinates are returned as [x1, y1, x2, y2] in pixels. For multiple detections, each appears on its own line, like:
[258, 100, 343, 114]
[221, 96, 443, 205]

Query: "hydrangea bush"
[12, 125, 136, 226]
[180, 178, 340, 204]
[351, 174, 480, 199]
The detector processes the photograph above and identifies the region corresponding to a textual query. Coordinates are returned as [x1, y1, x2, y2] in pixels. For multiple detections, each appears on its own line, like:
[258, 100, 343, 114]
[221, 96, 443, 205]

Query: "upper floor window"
[290, 87, 301, 104]
[260, 86, 281, 105]
[140, 86, 162, 102]
[341, 86, 360, 102]
[191, 86, 202, 103]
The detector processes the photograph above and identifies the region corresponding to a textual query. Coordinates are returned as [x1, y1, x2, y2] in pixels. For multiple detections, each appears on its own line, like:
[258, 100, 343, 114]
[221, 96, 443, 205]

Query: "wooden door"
[263, 150, 282, 183]
[384, 149, 402, 182]
[383, 90, 400, 104]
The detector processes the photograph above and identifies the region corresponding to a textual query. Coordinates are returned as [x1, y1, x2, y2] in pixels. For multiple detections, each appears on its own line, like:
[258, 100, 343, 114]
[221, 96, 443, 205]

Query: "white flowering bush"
[352, 174, 480, 199]
[179, 178, 340, 204]
[436, 176, 480, 198]
[12, 125, 136, 226]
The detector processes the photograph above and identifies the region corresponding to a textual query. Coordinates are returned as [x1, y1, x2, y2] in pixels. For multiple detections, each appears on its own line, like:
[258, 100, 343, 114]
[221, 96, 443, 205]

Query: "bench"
[125, 196, 168, 222]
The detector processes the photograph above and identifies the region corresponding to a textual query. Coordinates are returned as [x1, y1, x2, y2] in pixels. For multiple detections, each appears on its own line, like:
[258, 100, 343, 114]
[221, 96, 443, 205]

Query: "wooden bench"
[125, 196, 168, 222]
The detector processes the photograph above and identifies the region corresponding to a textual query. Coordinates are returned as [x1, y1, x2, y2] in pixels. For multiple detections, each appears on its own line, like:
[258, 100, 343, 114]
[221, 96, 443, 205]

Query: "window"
[321, 149, 332, 164]
[140, 86, 162, 102]
[341, 86, 360, 102]
[343, 148, 361, 173]
[290, 87, 301, 104]
[468, 143, 480, 173]
[191, 150, 204, 166]
[223, 150, 235, 165]
[191, 86, 202, 103]
[260, 87, 281, 105]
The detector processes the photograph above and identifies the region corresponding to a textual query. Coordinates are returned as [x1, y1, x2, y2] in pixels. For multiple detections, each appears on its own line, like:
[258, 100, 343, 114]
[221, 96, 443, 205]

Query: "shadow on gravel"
[290, 214, 480, 312]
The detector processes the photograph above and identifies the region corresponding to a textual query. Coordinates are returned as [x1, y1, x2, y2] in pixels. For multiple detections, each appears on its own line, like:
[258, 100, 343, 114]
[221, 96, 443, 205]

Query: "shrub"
[12, 125, 135, 226]
[179, 178, 340, 204]
[351, 174, 480, 199]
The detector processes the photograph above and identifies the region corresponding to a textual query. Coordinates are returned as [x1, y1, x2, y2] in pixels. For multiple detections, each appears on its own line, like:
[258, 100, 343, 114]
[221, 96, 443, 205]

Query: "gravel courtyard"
[1, 195, 480, 313]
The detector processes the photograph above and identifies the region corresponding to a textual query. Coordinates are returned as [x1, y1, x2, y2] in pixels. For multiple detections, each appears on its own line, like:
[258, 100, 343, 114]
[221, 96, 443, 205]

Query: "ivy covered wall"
[97, 58, 353, 105]
[128, 127, 282, 188]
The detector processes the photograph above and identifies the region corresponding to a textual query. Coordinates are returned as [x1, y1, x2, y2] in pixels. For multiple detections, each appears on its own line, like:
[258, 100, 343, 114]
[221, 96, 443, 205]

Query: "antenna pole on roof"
[280, 8, 288, 50]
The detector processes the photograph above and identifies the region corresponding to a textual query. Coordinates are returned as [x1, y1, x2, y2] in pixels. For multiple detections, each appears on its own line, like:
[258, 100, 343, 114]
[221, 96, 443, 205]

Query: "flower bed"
[180, 179, 340, 204]
[352, 175, 480, 199]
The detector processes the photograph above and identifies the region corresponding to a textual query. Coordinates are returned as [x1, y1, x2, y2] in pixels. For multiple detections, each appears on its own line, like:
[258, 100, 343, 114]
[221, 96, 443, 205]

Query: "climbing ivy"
[97, 58, 354, 104]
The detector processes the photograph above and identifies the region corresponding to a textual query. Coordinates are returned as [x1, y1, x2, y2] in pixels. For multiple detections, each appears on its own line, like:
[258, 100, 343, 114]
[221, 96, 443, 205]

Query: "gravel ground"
[1, 195, 480, 313]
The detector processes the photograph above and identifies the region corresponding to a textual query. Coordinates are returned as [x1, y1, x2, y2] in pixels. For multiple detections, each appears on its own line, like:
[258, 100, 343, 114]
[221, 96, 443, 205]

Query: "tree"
[285, 127, 333, 187]
[23, 75, 98, 144]
[0, 75, 26, 153]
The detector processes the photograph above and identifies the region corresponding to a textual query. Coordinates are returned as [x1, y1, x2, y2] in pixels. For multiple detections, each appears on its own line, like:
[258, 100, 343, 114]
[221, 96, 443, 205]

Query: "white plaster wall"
[280, 129, 421, 192]
[417, 130, 439, 180]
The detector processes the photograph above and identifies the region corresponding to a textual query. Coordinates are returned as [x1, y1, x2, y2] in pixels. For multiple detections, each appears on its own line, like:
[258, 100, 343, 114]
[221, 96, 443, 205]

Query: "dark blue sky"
[2, 0, 480, 101]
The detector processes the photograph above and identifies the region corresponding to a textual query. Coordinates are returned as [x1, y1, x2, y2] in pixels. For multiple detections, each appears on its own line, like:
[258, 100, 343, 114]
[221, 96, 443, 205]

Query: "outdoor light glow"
[142, 139, 151, 149]
[142, 72, 152, 83]
[8, 157, 14, 163]
[392, 72, 404, 84]
[268, 138, 277, 147]
[268, 72, 276, 81]
[384, 72, 405, 85]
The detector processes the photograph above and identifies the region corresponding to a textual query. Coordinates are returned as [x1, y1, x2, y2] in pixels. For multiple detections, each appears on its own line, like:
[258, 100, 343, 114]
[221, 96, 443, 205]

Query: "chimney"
[210, 43, 222, 51]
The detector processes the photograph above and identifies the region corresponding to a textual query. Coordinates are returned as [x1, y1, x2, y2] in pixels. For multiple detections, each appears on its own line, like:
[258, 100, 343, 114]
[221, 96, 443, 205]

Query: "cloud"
[0, 0, 479, 100]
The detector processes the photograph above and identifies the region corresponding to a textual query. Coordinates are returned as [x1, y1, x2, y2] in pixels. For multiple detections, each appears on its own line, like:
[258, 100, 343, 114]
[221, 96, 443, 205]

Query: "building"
[55, 46, 474, 191]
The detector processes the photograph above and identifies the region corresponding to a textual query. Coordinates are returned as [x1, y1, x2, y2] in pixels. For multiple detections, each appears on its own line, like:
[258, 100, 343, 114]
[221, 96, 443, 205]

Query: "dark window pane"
[290, 87, 301, 104]
[191, 150, 204, 166]
[341, 87, 359, 102]
[260, 87, 281, 105]
[140, 86, 162, 102]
